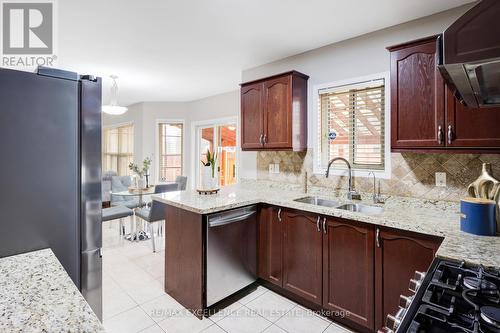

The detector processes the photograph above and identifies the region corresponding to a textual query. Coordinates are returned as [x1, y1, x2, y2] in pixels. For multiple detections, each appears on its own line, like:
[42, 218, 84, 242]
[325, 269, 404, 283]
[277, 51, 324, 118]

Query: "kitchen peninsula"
[154, 180, 500, 332]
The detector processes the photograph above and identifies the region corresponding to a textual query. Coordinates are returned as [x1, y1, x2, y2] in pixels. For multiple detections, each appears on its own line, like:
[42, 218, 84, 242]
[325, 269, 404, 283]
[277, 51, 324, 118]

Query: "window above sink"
[312, 72, 391, 179]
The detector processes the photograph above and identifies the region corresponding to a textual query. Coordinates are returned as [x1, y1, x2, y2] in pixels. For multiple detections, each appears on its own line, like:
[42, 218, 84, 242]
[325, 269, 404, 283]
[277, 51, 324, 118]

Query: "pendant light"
[102, 75, 128, 115]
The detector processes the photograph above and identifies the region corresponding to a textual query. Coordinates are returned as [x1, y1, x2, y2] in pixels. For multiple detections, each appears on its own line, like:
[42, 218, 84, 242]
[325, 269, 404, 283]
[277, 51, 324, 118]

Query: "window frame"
[155, 119, 185, 184]
[312, 72, 391, 179]
[190, 116, 240, 190]
[102, 122, 134, 176]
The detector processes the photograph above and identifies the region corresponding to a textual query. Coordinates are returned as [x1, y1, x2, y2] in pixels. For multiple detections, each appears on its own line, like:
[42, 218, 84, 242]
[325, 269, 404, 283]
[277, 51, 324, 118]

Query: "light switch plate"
[268, 164, 275, 174]
[274, 163, 280, 174]
[435, 172, 447, 187]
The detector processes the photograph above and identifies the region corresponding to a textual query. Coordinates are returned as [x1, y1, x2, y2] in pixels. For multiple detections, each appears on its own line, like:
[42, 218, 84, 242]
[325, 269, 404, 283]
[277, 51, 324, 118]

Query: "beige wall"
[102, 91, 242, 187]
[102, 102, 144, 165]
[188, 91, 258, 180]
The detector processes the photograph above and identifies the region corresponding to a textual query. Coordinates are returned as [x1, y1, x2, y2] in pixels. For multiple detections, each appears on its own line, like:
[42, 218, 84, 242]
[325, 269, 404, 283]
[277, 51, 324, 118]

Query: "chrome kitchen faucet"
[325, 157, 361, 200]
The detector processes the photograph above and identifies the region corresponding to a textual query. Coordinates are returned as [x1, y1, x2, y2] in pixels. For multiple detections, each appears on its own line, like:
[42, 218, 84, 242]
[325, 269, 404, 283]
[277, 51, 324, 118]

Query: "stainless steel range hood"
[439, 0, 500, 108]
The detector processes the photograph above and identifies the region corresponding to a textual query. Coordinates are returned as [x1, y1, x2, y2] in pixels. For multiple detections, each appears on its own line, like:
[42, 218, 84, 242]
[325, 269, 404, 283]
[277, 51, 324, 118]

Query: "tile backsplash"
[256, 150, 500, 202]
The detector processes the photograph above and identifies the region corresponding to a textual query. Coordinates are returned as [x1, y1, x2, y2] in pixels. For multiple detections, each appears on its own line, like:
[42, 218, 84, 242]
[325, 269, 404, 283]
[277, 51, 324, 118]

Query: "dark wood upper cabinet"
[283, 210, 323, 305]
[446, 86, 500, 148]
[240, 71, 308, 151]
[374, 228, 442, 330]
[389, 35, 500, 152]
[323, 218, 375, 330]
[241, 82, 264, 150]
[388, 36, 445, 149]
[263, 76, 292, 149]
[258, 206, 284, 287]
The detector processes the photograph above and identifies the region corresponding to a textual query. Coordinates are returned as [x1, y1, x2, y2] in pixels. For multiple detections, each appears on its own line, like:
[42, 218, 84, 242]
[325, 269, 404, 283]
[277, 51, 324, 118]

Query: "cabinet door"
[241, 82, 264, 150]
[390, 38, 445, 149]
[375, 229, 441, 329]
[323, 219, 374, 330]
[283, 210, 322, 305]
[263, 76, 292, 149]
[446, 87, 500, 148]
[258, 206, 284, 287]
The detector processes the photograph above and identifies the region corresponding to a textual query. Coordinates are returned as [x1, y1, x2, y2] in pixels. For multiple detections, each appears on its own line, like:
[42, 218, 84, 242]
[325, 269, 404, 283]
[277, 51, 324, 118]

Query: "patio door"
[195, 120, 238, 188]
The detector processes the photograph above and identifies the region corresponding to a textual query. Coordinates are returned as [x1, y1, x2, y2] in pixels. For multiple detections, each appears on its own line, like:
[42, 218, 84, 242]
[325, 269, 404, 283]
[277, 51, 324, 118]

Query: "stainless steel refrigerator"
[0, 66, 103, 319]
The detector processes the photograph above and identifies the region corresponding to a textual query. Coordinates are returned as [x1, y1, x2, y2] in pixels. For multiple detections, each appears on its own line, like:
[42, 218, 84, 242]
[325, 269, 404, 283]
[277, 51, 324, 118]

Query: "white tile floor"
[102, 218, 355, 333]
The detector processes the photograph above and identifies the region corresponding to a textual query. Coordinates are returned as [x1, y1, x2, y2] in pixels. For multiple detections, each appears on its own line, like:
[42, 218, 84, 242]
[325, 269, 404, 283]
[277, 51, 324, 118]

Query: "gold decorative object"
[467, 163, 500, 234]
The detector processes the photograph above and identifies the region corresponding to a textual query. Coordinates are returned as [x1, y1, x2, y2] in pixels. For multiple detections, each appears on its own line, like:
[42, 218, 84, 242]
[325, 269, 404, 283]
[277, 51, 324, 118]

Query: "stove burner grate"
[481, 306, 500, 328]
[463, 276, 499, 294]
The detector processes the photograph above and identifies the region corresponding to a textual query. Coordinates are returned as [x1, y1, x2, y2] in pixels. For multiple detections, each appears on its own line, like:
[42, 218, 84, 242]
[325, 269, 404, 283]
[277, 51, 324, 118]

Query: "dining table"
[110, 186, 156, 242]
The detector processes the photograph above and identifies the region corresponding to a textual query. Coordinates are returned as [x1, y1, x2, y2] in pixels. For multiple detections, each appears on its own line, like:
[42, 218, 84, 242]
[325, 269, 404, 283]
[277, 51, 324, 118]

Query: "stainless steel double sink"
[293, 196, 384, 216]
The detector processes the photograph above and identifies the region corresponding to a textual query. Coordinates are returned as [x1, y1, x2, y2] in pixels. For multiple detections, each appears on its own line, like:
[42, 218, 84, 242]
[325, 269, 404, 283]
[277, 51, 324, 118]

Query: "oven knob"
[399, 295, 413, 309]
[386, 314, 401, 331]
[414, 271, 426, 281]
[409, 278, 421, 293]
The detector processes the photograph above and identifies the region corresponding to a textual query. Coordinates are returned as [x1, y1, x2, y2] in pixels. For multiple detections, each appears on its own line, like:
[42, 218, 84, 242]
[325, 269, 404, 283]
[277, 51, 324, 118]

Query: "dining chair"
[102, 171, 117, 204]
[111, 176, 140, 208]
[154, 183, 178, 194]
[135, 200, 166, 252]
[175, 176, 187, 190]
[150, 177, 188, 237]
[102, 205, 134, 236]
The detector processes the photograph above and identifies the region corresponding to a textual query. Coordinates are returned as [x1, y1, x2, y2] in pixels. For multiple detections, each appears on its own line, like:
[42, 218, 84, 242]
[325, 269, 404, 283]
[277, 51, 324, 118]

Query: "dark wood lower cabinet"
[374, 228, 442, 329]
[283, 210, 323, 305]
[323, 218, 375, 330]
[257, 207, 443, 332]
[258, 206, 284, 287]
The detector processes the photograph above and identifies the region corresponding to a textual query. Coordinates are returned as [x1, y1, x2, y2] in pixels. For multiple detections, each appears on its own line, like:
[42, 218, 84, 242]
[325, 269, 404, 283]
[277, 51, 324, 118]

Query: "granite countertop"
[0, 249, 105, 333]
[153, 180, 500, 269]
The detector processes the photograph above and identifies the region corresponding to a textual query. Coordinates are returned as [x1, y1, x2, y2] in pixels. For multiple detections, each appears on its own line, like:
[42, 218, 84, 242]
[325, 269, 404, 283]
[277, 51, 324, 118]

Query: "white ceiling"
[57, 0, 473, 105]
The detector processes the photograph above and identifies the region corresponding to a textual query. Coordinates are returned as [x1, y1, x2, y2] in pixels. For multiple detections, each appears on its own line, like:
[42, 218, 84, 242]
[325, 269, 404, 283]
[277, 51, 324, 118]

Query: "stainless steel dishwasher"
[206, 205, 257, 307]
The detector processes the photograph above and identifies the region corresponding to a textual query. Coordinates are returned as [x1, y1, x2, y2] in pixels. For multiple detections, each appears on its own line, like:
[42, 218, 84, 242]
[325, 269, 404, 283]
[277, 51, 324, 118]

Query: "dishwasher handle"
[208, 210, 256, 228]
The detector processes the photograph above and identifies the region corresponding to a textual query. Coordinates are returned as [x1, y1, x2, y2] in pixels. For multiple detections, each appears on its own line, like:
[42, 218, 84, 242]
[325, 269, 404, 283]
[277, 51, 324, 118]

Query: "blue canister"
[460, 197, 497, 236]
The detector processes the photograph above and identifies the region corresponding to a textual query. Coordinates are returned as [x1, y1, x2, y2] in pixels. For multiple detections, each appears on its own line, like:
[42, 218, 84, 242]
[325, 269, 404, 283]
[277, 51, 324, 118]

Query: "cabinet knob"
[437, 125, 444, 145]
[447, 125, 453, 144]
[259, 134, 264, 146]
[316, 216, 321, 232]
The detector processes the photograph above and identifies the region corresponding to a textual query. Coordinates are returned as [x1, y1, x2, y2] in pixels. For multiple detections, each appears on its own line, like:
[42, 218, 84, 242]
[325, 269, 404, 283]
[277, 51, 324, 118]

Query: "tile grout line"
[102, 272, 140, 322]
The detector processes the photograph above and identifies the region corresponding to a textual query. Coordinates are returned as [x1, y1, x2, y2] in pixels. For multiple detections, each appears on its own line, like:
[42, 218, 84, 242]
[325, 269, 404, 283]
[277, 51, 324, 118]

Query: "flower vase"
[137, 177, 146, 189]
[201, 165, 217, 189]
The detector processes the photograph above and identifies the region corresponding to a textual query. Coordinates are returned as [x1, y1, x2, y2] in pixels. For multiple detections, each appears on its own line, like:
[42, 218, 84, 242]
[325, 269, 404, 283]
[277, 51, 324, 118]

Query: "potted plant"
[201, 149, 217, 189]
[128, 157, 152, 189]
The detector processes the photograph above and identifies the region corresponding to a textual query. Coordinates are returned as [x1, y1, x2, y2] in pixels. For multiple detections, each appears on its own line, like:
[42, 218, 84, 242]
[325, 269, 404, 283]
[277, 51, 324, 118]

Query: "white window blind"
[158, 123, 183, 182]
[319, 79, 385, 170]
[102, 124, 134, 176]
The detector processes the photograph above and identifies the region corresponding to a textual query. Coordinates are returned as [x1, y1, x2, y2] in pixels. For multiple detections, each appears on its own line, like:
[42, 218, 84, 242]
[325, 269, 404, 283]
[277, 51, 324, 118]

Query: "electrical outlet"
[268, 164, 275, 174]
[274, 163, 280, 174]
[435, 172, 447, 187]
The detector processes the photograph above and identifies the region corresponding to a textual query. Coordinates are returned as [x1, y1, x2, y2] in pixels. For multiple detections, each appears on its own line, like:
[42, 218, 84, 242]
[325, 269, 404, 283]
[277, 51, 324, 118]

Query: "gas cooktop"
[399, 260, 500, 333]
